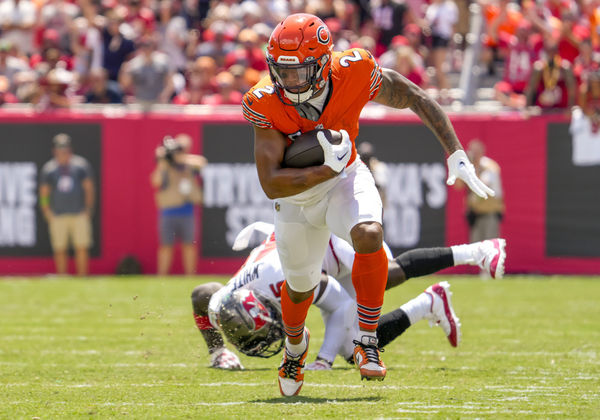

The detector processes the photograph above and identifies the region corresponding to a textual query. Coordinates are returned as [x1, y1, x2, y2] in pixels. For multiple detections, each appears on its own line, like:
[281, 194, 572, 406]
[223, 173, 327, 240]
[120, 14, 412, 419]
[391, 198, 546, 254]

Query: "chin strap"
[283, 87, 314, 104]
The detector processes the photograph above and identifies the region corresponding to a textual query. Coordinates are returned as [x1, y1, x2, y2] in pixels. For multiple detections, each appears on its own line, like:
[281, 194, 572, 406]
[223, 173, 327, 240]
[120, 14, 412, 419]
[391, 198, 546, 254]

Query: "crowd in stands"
[0, 0, 598, 111]
[483, 0, 600, 112]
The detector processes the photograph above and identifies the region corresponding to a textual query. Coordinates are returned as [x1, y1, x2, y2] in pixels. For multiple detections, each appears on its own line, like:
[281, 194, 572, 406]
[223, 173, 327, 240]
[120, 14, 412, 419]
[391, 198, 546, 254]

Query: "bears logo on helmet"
[267, 13, 333, 104]
[317, 26, 330, 45]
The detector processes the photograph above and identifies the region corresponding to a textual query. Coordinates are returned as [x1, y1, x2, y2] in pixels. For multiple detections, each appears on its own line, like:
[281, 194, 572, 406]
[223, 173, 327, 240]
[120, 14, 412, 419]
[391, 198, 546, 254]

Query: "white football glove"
[210, 347, 244, 370]
[317, 129, 352, 174]
[446, 150, 495, 199]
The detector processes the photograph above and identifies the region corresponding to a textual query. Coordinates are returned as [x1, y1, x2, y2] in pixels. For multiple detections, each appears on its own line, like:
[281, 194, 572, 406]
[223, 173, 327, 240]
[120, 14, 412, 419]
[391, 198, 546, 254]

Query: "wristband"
[40, 196, 49, 207]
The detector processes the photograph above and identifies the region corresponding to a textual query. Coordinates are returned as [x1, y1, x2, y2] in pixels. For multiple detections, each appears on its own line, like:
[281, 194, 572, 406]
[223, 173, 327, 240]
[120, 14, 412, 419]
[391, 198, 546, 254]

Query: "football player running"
[191, 223, 506, 371]
[243, 14, 496, 395]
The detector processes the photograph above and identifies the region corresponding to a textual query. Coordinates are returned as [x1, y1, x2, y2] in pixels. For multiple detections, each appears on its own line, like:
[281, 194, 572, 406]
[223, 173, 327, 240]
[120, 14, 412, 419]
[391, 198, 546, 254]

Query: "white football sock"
[451, 243, 477, 265]
[286, 330, 307, 357]
[400, 292, 433, 325]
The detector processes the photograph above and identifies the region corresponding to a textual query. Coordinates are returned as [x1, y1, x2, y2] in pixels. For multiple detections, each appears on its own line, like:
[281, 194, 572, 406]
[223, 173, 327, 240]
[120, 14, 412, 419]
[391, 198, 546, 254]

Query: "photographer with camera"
[150, 133, 207, 275]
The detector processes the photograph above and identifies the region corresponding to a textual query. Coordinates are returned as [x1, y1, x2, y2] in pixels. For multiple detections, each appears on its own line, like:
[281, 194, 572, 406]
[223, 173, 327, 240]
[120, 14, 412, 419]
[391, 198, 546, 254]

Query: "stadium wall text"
[0, 111, 598, 275]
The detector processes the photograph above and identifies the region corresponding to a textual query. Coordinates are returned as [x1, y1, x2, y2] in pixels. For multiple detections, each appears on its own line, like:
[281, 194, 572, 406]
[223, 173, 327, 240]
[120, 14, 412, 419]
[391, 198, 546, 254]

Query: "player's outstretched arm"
[254, 126, 339, 199]
[191, 283, 243, 370]
[372, 68, 494, 199]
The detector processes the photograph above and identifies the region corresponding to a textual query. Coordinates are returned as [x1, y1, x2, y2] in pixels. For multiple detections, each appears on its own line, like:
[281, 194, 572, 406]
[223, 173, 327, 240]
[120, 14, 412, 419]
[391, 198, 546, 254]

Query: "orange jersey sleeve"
[241, 48, 383, 166]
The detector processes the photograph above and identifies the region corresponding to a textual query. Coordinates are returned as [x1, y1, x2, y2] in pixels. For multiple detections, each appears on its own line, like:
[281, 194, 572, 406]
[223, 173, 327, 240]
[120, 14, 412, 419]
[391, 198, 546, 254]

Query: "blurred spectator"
[172, 56, 218, 105]
[150, 134, 206, 275]
[494, 21, 535, 108]
[202, 70, 243, 105]
[236, 0, 264, 28]
[381, 23, 427, 68]
[556, 11, 589, 64]
[228, 63, 252, 94]
[0, 0, 37, 56]
[39, 133, 95, 276]
[0, 0, 525, 107]
[578, 69, 600, 132]
[30, 30, 74, 73]
[224, 28, 267, 72]
[190, 20, 236, 67]
[390, 45, 428, 88]
[525, 37, 576, 110]
[85, 67, 124, 104]
[157, 0, 188, 72]
[326, 17, 352, 52]
[372, 0, 415, 48]
[481, 0, 524, 73]
[119, 37, 173, 105]
[251, 22, 272, 47]
[0, 75, 19, 105]
[571, 71, 600, 165]
[102, 9, 136, 81]
[573, 38, 600, 84]
[455, 139, 504, 244]
[70, 16, 103, 78]
[424, 0, 458, 98]
[13, 69, 38, 102]
[32, 67, 74, 110]
[0, 41, 29, 90]
[583, 0, 600, 50]
[306, 0, 346, 22]
[125, 0, 156, 39]
[253, 0, 289, 27]
[39, 0, 80, 53]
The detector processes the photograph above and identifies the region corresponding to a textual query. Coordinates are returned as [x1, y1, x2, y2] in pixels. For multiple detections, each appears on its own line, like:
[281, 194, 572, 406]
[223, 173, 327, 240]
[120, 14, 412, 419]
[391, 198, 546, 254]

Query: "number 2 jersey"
[242, 47, 383, 168]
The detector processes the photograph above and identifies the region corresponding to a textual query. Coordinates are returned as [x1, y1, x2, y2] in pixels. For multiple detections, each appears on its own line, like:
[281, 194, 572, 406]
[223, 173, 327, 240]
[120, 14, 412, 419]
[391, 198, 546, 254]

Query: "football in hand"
[282, 129, 343, 168]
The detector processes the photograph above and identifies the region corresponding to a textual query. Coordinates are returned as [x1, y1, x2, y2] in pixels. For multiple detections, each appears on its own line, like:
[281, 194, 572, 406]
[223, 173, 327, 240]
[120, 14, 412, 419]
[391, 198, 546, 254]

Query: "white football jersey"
[226, 232, 285, 309]
[209, 223, 393, 326]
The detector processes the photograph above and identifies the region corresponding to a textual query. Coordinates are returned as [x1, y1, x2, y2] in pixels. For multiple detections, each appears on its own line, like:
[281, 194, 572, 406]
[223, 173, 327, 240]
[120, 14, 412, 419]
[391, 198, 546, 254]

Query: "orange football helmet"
[267, 13, 333, 104]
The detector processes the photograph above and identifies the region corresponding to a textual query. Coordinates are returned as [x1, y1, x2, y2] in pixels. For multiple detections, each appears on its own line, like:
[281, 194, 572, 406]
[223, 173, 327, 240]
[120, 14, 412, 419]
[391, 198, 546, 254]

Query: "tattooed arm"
[372, 68, 496, 198]
[371, 68, 463, 154]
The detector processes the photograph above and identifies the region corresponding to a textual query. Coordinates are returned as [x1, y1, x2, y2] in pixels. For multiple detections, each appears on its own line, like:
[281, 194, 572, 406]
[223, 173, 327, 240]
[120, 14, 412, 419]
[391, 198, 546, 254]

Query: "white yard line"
[2, 382, 455, 390]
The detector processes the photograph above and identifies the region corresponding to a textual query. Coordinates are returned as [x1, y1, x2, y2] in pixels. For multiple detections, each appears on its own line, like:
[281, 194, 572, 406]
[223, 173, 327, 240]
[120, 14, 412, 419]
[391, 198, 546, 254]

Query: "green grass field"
[1, 276, 599, 419]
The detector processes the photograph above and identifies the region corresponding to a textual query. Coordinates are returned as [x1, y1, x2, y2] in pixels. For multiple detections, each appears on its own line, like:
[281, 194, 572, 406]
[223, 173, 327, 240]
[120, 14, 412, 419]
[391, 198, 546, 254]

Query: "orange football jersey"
[242, 48, 383, 166]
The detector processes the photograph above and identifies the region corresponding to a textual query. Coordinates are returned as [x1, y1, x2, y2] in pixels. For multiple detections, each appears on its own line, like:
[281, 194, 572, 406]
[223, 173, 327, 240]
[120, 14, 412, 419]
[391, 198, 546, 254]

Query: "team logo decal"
[241, 293, 268, 330]
[317, 25, 330, 45]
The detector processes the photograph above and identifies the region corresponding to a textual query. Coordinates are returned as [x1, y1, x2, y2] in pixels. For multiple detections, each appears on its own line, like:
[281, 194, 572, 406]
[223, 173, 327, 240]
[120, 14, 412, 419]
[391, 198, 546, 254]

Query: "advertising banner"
[199, 122, 447, 259]
[358, 124, 447, 256]
[546, 122, 600, 257]
[200, 123, 273, 258]
[0, 111, 598, 275]
[0, 123, 101, 257]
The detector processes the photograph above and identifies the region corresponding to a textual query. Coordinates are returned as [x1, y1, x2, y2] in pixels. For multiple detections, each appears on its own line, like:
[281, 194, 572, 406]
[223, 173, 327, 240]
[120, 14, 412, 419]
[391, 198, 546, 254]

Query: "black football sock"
[396, 248, 454, 279]
[376, 308, 411, 348]
[201, 329, 225, 353]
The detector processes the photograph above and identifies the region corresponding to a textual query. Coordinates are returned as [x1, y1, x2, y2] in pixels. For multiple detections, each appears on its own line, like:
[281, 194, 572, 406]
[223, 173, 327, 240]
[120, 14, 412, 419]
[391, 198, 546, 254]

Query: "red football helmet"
[267, 13, 333, 104]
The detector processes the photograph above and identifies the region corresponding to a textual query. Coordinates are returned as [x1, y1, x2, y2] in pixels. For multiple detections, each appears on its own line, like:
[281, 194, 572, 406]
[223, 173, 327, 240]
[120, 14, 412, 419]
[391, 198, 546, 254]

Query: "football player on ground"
[191, 222, 506, 370]
[243, 13, 496, 395]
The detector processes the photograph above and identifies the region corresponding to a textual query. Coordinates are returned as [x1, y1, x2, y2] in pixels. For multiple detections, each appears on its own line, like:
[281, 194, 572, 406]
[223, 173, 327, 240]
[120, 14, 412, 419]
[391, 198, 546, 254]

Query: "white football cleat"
[424, 282, 461, 347]
[210, 348, 244, 370]
[475, 238, 506, 279]
[278, 330, 310, 396]
[353, 335, 386, 381]
[305, 358, 333, 371]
